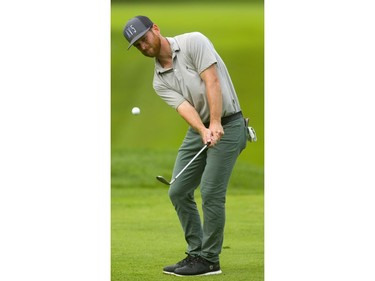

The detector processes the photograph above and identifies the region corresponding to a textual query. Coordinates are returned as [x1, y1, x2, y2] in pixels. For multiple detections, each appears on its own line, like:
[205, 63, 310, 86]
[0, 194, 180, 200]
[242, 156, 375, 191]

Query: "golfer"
[123, 15, 247, 276]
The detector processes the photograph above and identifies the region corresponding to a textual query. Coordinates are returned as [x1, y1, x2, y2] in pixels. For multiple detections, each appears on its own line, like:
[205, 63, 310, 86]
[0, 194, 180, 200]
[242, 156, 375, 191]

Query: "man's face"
[133, 28, 161, 58]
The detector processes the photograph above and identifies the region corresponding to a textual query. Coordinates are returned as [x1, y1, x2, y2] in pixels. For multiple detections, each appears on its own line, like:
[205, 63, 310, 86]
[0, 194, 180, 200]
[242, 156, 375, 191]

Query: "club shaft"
[173, 144, 208, 181]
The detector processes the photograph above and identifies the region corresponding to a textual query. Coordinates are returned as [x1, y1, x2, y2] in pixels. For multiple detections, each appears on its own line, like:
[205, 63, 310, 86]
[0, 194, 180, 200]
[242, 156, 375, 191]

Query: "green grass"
[111, 188, 263, 281]
[111, 150, 264, 281]
[111, 2, 264, 280]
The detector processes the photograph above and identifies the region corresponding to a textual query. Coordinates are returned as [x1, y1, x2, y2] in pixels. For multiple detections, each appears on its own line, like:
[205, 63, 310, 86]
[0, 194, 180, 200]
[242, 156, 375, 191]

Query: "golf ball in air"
[131, 107, 140, 115]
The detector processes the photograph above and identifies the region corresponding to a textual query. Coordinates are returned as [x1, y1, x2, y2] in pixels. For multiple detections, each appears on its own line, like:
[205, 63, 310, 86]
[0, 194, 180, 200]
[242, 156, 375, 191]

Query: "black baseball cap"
[123, 16, 153, 49]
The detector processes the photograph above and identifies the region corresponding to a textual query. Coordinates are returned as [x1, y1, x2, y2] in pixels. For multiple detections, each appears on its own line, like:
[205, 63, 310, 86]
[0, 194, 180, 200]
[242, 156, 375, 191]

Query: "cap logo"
[124, 16, 153, 49]
[125, 25, 137, 38]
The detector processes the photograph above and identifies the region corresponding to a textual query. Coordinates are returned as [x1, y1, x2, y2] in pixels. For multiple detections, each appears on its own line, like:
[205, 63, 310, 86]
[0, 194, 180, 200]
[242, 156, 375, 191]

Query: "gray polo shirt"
[153, 32, 241, 124]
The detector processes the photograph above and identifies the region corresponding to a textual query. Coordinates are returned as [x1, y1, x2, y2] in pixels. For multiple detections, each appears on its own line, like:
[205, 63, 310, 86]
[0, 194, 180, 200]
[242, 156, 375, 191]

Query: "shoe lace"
[181, 256, 209, 268]
[192, 256, 208, 265]
[177, 255, 195, 266]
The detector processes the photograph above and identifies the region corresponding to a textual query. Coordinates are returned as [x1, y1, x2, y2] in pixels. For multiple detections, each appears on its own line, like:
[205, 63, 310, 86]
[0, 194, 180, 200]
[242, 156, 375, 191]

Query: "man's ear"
[151, 24, 161, 34]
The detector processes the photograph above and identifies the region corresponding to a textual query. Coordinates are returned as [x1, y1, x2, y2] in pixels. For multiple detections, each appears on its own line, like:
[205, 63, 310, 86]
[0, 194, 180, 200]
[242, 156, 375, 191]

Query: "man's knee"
[168, 186, 191, 205]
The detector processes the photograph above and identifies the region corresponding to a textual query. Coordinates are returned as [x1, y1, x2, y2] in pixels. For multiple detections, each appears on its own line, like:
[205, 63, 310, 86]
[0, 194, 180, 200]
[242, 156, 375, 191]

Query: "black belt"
[204, 111, 243, 127]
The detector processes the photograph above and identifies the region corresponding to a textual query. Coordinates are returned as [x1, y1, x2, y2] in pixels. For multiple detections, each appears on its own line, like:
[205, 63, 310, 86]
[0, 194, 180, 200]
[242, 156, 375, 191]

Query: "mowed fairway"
[111, 3, 264, 281]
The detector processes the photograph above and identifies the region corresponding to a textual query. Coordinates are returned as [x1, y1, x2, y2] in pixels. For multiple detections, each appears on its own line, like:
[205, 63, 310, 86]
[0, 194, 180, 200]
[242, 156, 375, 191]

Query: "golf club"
[156, 142, 210, 185]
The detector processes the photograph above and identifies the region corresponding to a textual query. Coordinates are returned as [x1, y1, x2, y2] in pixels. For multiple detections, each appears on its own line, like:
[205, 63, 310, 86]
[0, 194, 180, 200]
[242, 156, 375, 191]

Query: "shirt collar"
[166, 37, 180, 54]
[155, 37, 180, 74]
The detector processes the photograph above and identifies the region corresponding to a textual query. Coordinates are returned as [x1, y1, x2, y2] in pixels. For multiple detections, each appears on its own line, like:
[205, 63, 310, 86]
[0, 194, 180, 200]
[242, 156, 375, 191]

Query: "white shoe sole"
[169, 269, 222, 277]
[163, 270, 176, 275]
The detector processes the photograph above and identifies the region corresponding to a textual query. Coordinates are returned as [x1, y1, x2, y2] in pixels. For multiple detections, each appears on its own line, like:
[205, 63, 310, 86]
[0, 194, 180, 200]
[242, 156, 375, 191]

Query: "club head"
[156, 176, 171, 185]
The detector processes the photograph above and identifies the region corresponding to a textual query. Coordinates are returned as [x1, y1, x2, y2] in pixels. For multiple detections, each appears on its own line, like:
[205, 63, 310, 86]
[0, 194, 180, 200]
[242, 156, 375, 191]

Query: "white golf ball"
[131, 107, 140, 115]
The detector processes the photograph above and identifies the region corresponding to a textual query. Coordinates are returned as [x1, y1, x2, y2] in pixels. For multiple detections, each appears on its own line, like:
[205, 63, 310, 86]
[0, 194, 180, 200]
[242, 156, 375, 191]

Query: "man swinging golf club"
[123, 15, 248, 276]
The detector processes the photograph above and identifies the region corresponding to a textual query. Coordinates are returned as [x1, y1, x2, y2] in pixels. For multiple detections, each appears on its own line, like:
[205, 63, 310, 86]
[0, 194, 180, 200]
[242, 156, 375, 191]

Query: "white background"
[1, 0, 374, 280]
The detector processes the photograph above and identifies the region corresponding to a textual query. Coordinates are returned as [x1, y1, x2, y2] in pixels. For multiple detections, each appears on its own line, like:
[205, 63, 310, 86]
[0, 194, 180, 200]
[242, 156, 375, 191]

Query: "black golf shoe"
[173, 256, 222, 276]
[162, 255, 196, 275]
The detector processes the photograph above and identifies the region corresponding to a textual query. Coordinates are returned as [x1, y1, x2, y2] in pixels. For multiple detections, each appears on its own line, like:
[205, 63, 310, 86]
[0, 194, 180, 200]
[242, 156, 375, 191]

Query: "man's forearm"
[206, 80, 222, 125]
[176, 100, 206, 133]
[200, 64, 222, 125]
[201, 64, 224, 144]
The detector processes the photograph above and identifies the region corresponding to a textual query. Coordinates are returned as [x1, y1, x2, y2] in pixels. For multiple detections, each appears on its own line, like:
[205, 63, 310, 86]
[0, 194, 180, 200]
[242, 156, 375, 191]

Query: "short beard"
[142, 30, 161, 58]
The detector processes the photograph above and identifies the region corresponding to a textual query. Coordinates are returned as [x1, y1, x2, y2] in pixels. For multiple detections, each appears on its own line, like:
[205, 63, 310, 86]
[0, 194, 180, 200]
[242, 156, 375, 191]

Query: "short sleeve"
[187, 32, 218, 74]
[153, 74, 186, 109]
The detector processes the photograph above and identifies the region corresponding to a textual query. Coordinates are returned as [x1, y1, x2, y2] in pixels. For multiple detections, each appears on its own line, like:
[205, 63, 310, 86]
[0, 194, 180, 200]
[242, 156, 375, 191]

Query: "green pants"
[168, 117, 247, 263]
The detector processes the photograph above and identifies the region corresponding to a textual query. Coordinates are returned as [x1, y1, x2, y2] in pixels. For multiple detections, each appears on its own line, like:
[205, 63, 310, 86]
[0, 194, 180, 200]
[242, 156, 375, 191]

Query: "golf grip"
[174, 143, 209, 180]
